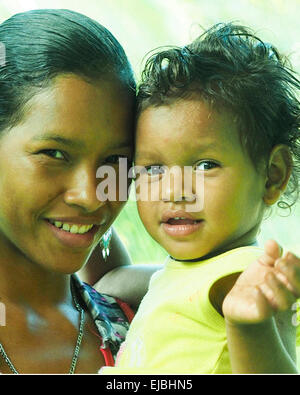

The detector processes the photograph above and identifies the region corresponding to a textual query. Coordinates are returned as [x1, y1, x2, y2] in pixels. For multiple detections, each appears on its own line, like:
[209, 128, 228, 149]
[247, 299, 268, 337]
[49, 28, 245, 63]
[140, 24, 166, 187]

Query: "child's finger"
[275, 255, 300, 297]
[258, 239, 283, 267]
[282, 251, 300, 262]
[274, 271, 295, 294]
[259, 271, 296, 311]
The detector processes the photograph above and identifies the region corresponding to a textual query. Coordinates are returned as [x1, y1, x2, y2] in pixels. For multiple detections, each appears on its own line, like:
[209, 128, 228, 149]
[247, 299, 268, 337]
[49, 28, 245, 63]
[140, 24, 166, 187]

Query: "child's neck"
[170, 240, 258, 263]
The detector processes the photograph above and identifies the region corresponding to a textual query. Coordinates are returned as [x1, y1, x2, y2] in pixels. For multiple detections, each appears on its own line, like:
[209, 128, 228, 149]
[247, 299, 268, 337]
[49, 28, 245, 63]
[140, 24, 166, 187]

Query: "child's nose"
[161, 166, 195, 202]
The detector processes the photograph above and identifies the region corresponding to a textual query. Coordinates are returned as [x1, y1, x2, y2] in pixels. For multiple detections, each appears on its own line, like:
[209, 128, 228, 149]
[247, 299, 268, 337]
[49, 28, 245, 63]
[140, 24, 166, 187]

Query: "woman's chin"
[33, 252, 89, 275]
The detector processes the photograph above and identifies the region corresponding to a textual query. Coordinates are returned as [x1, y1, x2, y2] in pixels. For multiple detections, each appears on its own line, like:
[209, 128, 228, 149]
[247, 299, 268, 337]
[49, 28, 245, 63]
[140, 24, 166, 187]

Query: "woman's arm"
[78, 227, 132, 285]
[78, 228, 162, 310]
[94, 263, 161, 311]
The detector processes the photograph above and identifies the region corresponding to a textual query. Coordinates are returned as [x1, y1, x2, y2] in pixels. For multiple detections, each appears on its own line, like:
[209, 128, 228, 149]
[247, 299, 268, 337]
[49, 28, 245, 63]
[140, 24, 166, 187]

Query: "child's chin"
[161, 239, 206, 261]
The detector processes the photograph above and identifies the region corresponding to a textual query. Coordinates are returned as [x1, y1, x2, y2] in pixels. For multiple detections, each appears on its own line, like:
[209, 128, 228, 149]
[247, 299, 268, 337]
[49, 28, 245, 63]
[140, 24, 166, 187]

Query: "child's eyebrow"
[135, 142, 219, 161]
[193, 142, 220, 152]
[134, 151, 161, 162]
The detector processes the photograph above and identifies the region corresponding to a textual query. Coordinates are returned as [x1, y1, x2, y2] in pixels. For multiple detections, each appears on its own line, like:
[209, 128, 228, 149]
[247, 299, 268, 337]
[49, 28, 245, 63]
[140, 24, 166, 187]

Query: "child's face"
[135, 98, 267, 260]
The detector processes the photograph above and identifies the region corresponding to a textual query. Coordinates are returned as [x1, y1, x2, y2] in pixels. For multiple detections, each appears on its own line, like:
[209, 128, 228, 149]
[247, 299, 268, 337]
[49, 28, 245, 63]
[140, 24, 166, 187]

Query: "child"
[101, 23, 300, 374]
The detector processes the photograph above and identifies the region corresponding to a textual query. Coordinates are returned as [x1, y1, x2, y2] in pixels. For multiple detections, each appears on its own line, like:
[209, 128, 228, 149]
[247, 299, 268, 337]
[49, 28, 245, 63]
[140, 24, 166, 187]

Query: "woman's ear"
[263, 145, 292, 205]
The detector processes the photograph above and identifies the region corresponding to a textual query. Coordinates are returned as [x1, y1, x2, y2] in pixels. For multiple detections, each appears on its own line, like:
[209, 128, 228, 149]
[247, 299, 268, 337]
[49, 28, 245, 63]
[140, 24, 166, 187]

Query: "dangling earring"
[100, 228, 112, 260]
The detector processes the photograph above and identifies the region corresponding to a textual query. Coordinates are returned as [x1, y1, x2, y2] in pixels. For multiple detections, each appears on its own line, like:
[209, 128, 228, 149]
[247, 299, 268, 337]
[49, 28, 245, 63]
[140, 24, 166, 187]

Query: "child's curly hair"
[137, 23, 300, 209]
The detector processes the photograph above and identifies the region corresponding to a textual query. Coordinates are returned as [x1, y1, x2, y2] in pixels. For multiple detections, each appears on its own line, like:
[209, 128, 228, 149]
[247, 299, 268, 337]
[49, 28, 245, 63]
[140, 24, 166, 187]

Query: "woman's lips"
[45, 219, 100, 248]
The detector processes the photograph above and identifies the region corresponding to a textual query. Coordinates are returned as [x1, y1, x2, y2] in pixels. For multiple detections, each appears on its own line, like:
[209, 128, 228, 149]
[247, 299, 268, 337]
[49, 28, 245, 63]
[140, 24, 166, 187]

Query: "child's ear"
[263, 144, 292, 205]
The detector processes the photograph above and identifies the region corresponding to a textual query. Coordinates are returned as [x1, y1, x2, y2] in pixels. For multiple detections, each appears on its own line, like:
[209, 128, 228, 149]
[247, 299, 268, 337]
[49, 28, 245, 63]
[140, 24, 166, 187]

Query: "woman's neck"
[0, 240, 72, 309]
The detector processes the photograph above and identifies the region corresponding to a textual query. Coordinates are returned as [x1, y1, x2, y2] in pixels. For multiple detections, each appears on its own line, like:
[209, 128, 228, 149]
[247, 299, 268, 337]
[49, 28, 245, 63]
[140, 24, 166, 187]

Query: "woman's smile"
[44, 215, 107, 248]
[44, 219, 101, 248]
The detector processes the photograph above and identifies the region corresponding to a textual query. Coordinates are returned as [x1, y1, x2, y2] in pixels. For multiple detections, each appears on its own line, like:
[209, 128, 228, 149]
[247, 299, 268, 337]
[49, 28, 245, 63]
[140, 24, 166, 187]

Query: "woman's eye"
[40, 149, 66, 160]
[105, 155, 131, 165]
[193, 160, 219, 171]
[145, 165, 165, 176]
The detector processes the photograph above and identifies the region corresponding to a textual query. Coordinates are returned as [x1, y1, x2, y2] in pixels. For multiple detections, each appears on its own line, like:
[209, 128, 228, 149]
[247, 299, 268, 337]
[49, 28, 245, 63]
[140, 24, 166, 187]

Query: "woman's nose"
[63, 166, 106, 213]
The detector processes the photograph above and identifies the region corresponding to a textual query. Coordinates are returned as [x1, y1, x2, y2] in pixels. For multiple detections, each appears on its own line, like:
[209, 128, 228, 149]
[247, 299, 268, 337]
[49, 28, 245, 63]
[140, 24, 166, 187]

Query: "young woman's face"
[135, 99, 267, 260]
[0, 74, 134, 273]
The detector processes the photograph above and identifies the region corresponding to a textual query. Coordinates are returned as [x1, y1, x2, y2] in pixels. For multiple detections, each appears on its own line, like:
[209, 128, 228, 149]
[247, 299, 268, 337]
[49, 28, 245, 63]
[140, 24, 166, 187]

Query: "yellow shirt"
[111, 246, 265, 374]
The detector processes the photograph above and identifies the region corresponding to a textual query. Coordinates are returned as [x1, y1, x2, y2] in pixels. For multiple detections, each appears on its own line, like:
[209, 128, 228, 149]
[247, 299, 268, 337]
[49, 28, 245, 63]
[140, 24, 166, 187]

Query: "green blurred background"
[0, 0, 299, 263]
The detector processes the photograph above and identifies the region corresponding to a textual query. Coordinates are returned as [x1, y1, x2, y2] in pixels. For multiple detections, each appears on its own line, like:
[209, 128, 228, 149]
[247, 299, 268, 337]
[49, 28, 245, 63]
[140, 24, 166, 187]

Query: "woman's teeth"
[49, 220, 94, 234]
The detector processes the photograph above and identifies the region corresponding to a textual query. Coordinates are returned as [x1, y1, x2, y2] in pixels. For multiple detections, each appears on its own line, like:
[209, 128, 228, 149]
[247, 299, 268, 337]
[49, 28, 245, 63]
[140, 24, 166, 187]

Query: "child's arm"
[223, 240, 300, 373]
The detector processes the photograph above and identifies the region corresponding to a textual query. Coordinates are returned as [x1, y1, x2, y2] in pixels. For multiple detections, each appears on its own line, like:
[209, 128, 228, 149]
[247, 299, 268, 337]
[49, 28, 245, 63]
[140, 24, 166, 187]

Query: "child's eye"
[145, 165, 166, 176]
[193, 160, 219, 171]
[39, 149, 66, 160]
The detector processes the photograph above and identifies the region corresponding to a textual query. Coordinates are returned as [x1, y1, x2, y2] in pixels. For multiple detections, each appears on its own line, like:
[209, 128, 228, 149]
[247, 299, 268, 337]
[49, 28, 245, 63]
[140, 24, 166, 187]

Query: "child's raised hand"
[222, 240, 300, 325]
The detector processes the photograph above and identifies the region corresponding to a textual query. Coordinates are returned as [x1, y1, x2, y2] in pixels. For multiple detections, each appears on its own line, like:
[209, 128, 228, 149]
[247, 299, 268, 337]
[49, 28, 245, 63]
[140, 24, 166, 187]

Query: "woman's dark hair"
[0, 9, 135, 131]
[137, 23, 300, 209]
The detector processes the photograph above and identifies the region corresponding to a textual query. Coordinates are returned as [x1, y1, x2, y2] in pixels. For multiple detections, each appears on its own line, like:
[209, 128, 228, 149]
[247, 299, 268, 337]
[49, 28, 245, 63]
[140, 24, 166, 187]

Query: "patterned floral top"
[72, 274, 134, 366]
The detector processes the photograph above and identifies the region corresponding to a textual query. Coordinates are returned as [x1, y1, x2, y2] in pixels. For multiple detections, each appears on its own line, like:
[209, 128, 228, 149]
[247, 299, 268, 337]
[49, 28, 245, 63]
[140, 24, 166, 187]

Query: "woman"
[0, 8, 140, 374]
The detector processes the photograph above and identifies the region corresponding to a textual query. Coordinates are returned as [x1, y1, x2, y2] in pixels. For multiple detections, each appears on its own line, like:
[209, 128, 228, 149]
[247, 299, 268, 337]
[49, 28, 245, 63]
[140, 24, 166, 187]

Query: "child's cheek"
[137, 200, 153, 226]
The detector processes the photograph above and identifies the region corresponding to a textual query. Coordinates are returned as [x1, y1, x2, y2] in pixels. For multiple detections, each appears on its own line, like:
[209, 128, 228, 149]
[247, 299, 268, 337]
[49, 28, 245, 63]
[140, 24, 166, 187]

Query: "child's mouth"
[166, 217, 200, 225]
[161, 212, 203, 237]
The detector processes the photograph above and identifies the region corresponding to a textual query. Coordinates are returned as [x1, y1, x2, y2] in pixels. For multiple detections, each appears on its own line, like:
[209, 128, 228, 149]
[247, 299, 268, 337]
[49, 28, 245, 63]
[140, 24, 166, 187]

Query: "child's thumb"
[264, 239, 283, 260]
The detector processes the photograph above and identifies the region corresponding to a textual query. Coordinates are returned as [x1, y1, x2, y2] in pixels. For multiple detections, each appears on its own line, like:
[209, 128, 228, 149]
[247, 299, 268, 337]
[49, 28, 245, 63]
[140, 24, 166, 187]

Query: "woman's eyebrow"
[31, 133, 84, 149]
